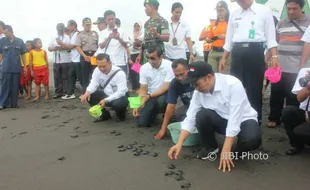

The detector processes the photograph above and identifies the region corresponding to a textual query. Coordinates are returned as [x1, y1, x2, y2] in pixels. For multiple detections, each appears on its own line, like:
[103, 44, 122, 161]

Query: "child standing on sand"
[20, 40, 34, 100]
[29, 38, 49, 101]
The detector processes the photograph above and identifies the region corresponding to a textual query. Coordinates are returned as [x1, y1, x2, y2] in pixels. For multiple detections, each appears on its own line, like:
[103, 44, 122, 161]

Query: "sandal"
[285, 147, 303, 156]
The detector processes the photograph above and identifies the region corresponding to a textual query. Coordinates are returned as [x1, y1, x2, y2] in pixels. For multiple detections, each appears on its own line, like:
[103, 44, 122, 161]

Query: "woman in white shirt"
[129, 22, 143, 92]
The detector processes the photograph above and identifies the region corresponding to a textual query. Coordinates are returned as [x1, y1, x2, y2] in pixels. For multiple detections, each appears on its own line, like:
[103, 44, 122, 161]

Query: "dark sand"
[1, 65, 310, 190]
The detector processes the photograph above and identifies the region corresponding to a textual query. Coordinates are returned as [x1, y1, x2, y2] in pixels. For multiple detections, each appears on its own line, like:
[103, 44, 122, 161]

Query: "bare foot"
[44, 96, 49, 100]
[33, 97, 40, 102]
[24, 96, 31, 100]
[267, 121, 277, 128]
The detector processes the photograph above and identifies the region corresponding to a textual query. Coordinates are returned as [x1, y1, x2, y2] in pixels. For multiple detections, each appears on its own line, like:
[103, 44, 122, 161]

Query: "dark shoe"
[93, 111, 112, 123]
[116, 113, 126, 122]
[52, 94, 62, 99]
[197, 148, 219, 160]
[285, 147, 303, 156]
[0, 106, 7, 110]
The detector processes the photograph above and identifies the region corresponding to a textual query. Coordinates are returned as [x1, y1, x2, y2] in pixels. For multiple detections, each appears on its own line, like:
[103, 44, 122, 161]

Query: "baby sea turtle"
[118, 149, 126, 152]
[181, 182, 191, 189]
[117, 145, 124, 149]
[168, 164, 176, 170]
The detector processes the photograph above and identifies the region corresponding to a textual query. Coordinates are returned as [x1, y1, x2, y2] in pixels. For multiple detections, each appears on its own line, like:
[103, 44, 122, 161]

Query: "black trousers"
[282, 106, 310, 148]
[88, 90, 128, 118]
[0, 72, 20, 107]
[81, 51, 96, 93]
[129, 54, 140, 90]
[269, 72, 299, 122]
[196, 109, 261, 152]
[230, 44, 265, 122]
[203, 51, 210, 63]
[53, 63, 70, 96]
[137, 94, 167, 127]
[67, 62, 82, 95]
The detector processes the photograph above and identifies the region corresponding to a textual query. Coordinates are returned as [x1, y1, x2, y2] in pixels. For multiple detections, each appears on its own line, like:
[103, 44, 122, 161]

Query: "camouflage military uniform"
[142, 14, 169, 64]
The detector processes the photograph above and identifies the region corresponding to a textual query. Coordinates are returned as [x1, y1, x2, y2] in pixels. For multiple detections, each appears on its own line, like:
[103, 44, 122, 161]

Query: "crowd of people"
[1, 0, 310, 173]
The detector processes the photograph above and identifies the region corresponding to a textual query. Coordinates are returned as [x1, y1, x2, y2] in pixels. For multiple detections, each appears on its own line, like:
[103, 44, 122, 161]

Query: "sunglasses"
[146, 56, 156, 61]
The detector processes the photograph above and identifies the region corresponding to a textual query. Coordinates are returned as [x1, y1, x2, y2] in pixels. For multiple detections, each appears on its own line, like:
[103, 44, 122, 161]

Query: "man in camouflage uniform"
[137, 0, 170, 64]
[76, 17, 99, 94]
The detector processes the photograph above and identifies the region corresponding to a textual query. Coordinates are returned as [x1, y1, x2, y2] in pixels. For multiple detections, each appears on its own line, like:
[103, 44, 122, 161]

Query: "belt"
[212, 47, 224, 52]
[83, 51, 96, 55]
[233, 42, 264, 48]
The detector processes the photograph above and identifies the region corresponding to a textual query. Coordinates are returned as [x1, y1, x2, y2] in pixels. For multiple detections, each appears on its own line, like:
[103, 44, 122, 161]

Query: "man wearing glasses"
[133, 44, 174, 127]
[168, 61, 261, 172]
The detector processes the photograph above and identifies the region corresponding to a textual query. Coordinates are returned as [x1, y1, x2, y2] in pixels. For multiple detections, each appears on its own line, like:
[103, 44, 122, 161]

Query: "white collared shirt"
[86, 65, 128, 102]
[292, 68, 310, 111]
[48, 34, 71, 63]
[181, 73, 258, 137]
[224, 2, 277, 52]
[164, 20, 191, 59]
[95, 27, 129, 66]
[139, 59, 174, 94]
[70, 31, 80, 63]
[0, 33, 4, 39]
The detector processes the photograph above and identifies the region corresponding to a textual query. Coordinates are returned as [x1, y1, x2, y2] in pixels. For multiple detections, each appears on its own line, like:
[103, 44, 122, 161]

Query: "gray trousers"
[53, 63, 70, 96]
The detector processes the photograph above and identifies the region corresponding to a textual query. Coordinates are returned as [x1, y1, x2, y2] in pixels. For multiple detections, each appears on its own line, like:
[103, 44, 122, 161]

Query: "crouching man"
[81, 53, 128, 122]
[133, 44, 174, 127]
[168, 61, 261, 172]
[155, 59, 194, 139]
[282, 68, 310, 155]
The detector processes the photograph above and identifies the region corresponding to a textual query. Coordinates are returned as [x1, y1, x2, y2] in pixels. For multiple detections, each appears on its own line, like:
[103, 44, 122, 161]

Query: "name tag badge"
[235, 17, 242, 21]
[248, 21, 255, 39]
[248, 29, 255, 39]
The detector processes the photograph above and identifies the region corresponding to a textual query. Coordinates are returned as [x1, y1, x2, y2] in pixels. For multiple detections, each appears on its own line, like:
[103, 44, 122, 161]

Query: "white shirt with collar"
[139, 59, 174, 94]
[292, 68, 310, 111]
[86, 65, 128, 102]
[95, 27, 129, 66]
[224, 2, 277, 52]
[0, 33, 4, 39]
[48, 34, 71, 63]
[181, 73, 258, 137]
[70, 31, 80, 63]
[165, 20, 191, 60]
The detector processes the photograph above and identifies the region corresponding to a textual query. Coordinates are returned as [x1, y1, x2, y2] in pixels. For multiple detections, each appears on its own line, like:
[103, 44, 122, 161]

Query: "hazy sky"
[0, 0, 283, 55]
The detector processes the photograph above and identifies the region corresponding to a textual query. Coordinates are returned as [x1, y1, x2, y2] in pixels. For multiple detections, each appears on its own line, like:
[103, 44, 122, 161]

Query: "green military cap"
[82, 17, 92, 25]
[93, 17, 105, 25]
[56, 23, 65, 31]
[144, 0, 160, 7]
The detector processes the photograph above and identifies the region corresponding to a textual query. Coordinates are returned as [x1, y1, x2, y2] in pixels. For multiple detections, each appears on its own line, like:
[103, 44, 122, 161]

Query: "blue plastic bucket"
[168, 122, 200, 147]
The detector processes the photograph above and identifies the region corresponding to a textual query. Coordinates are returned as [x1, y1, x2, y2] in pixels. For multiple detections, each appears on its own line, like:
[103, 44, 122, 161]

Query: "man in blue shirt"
[155, 59, 194, 139]
[0, 25, 27, 110]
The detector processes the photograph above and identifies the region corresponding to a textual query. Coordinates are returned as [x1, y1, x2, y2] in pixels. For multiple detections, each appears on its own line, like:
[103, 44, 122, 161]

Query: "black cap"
[56, 23, 65, 31]
[82, 17, 92, 25]
[181, 61, 213, 85]
[67, 20, 77, 27]
[93, 17, 105, 25]
[4, 25, 13, 33]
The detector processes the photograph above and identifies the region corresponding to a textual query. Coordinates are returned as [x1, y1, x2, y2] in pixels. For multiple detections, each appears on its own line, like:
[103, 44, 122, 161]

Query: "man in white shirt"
[133, 44, 174, 127]
[81, 53, 128, 122]
[219, 0, 279, 124]
[48, 23, 71, 99]
[168, 61, 261, 172]
[59, 20, 82, 100]
[164, 2, 194, 63]
[95, 10, 129, 75]
[282, 68, 310, 156]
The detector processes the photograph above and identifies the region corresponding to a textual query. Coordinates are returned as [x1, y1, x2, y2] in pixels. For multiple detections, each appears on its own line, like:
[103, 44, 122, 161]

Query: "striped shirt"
[277, 15, 310, 73]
